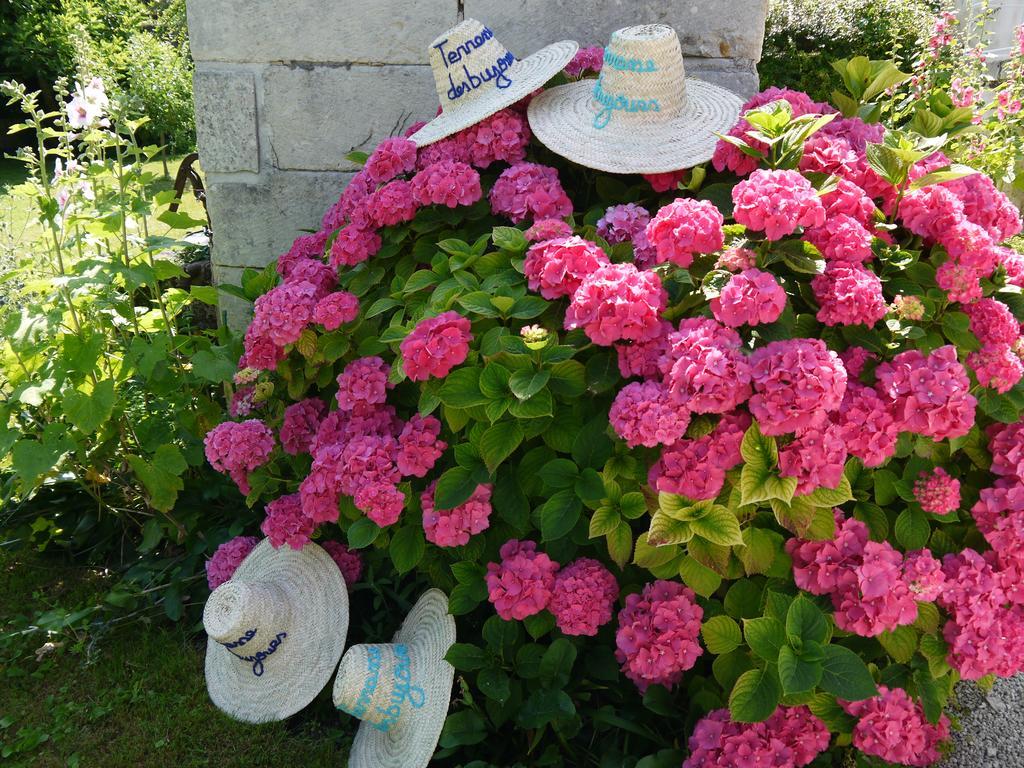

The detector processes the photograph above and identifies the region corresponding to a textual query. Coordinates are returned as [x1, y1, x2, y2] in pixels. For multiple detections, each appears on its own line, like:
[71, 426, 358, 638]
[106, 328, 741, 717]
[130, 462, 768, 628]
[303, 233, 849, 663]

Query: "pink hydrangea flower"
[936, 259, 985, 303]
[716, 246, 758, 272]
[564, 45, 604, 77]
[323, 170, 374, 231]
[990, 420, 1024, 481]
[486, 539, 559, 621]
[663, 320, 752, 413]
[903, 549, 945, 601]
[651, 413, 749, 501]
[812, 263, 888, 327]
[365, 180, 418, 227]
[710, 268, 787, 327]
[565, 263, 667, 346]
[354, 481, 405, 527]
[320, 540, 364, 587]
[778, 423, 848, 494]
[642, 170, 688, 192]
[525, 218, 573, 242]
[874, 345, 976, 440]
[523, 236, 609, 300]
[963, 298, 1020, 345]
[839, 346, 877, 378]
[898, 185, 965, 242]
[422, 481, 492, 547]
[732, 169, 826, 240]
[549, 558, 619, 636]
[285, 258, 336, 297]
[329, 226, 382, 268]
[364, 136, 417, 184]
[206, 536, 258, 589]
[821, 178, 877, 228]
[841, 686, 951, 767]
[396, 414, 446, 478]
[712, 120, 766, 177]
[464, 109, 531, 168]
[915, 468, 961, 514]
[205, 419, 276, 493]
[615, 580, 703, 691]
[261, 493, 315, 550]
[277, 231, 330, 278]
[489, 163, 573, 223]
[312, 291, 359, 331]
[748, 339, 847, 436]
[335, 356, 392, 410]
[609, 380, 690, 447]
[805, 213, 875, 263]
[616, 321, 673, 379]
[244, 280, 321, 364]
[410, 160, 482, 208]
[645, 198, 725, 268]
[971, 342, 1024, 393]
[683, 706, 831, 768]
[942, 172, 1022, 243]
[401, 311, 473, 381]
[597, 203, 650, 245]
[280, 398, 327, 455]
[833, 381, 900, 467]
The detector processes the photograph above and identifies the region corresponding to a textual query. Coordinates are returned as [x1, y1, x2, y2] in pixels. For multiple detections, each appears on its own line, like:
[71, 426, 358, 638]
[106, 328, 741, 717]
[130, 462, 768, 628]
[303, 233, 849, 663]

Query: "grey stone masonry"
[185, 0, 768, 327]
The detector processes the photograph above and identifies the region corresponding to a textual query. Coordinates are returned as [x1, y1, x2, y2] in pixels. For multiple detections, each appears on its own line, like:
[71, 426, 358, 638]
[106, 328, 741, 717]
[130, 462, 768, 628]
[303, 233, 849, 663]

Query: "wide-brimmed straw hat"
[333, 589, 456, 768]
[203, 539, 348, 724]
[528, 24, 743, 173]
[408, 18, 578, 147]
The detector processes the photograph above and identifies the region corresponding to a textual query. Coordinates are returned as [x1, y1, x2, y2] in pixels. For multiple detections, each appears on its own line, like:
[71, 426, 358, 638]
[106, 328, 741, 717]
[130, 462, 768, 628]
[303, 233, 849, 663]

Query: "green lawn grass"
[0, 548, 352, 767]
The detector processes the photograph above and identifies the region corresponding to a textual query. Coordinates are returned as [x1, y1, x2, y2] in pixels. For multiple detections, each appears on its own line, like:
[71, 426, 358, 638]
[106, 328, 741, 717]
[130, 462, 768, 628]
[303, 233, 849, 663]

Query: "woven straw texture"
[409, 18, 577, 147]
[204, 540, 348, 724]
[334, 589, 456, 768]
[528, 24, 742, 173]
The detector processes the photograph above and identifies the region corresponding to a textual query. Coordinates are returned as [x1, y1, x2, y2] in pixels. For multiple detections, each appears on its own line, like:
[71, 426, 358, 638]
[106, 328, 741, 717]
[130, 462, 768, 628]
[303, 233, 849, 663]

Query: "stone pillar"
[185, 0, 768, 326]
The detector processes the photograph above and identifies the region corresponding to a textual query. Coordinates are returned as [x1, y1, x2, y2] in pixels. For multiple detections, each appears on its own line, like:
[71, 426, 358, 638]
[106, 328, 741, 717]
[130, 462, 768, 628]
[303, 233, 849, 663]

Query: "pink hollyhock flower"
[486, 539, 559, 620]
[642, 170, 688, 192]
[565, 263, 667, 346]
[320, 540, 363, 587]
[489, 162, 573, 223]
[365, 180, 418, 227]
[523, 236, 609, 300]
[280, 398, 327, 456]
[874, 346, 976, 440]
[616, 321, 673, 379]
[329, 225, 382, 268]
[963, 298, 1020, 345]
[609, 380, 691, 447]
[748, 339, 847, 435]
[206, 536, 259, 589]
[354, 481, 405, 527]
[564, 45, 604, 77]
[549, 558, 619, 636]
[421, 481, 492, 547]
[525, 218, 573, 242]
[915, 468, 960, 514]
[597, 203, 650, 245]
[841, 686, 951, 767]
[401, 311, 473, 381]
[663, 320, 752, 413]
[364, 136, 417, 185]
[204, 419, 276, 493]
[710, 268, 786, 327]
[261, 493, 315, 550]
[312, 291, 359, 331]
[812, 263, 888, 327]
[971, 342, 1024, 393]
[410, 160, 482, 208]
[716, 246, 758, 272]
[464, 109, 531, 168]
[778, 423, 848, 494]
[335, 356, 392, 410]
[396, 414, 446, 477]
[833, 381, 900, 467]
[683, 706, 830, 768]
[805, 213, 875, 263]
[732, 169, 826, 240]
[615, 580, 703, 691]
[645, 198, 725, 268]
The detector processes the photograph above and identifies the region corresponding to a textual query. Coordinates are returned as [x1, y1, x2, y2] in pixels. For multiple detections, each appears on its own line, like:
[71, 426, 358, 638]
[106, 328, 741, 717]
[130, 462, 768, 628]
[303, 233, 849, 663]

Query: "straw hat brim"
[205, 540, 348, 724]
[409, 40, 580, 147]
[528, 77, 744, 174]
[340, 589, 456, 768]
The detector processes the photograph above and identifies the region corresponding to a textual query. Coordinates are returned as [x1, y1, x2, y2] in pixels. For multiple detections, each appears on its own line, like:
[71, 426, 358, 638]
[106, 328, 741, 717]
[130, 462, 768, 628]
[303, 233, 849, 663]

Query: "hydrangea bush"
[204, 62, 1024, 766]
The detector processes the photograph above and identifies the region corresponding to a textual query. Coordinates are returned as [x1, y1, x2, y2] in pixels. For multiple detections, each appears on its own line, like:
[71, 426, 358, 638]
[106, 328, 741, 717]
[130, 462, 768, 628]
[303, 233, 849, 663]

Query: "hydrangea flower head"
[312, 291, 359, 331]
[396, 414, 446, 478]
[204, 419, 276, 493]
[875, 345, 976, 440]
[710, 268, 787, 327]
[335, 356, 392, 410]
[364, 136, 417, 184]
[645, 198, 725, 268]
[812, 262, 888, 327]
[915, 468, 960, 514]
[596, 203, 650, 245]
[609, 380, 690, 447]
[280, 398, 327, 456]
[421, 482, 493, 547]
[329, 226, 382, 268]
[663, 320, 752, 413]
[206, 536, 259, 589]
[523, 236, 609, 300]
[365, 179, 418, 227]
[564, 46, 604, 77]
[410, 160, 482, 208]
[489, 162, 573, 223]
[486, 539, 559, 620]
[401, 311, 473, 381]
[732, 169, 826, 240]
[464, 109, 531, 168]
[320, 540, 364, 587]
[564, 263, 667, 346]
[841, 686, 951, 767]
[642, 170, 688, 192]
[805, 213, 874, 263]
[261, 493, 315, 550]
[748, 339, 847, 435]
[549, 558, 619, 636]
[525, 218, 573, 242]
[683, 706, 830, 768]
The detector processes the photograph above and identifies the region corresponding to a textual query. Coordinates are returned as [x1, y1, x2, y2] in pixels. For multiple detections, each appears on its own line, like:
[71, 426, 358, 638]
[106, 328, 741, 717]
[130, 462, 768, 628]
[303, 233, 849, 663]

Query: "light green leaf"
[647, 511, 693, 547]
[878, 625, 918, 664]
[744, 616, 787, 662]
[589, 506, 621, 538]
[678, 555, 722, 597]
[738, 527, 780, 575]
[606, 521, 633, 569]
[63, 378, 116, 434]
[701, 615, 743, 655]
[690, 505, 744, 547]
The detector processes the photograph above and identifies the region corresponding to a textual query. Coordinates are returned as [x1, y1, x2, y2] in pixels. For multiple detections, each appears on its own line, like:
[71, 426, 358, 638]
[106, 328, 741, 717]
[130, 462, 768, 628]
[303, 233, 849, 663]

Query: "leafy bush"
[761, 0, 936, 102]
[199, 59, 1024, 766]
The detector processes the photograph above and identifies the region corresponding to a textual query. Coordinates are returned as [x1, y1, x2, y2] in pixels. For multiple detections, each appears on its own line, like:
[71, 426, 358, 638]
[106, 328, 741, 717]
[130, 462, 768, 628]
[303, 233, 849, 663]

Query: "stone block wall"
[185, 0, 768, 326]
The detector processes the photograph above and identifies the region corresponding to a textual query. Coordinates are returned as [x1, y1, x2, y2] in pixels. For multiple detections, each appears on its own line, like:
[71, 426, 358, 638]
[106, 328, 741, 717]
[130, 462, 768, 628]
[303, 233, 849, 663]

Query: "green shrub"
[761, 0, 937, 101]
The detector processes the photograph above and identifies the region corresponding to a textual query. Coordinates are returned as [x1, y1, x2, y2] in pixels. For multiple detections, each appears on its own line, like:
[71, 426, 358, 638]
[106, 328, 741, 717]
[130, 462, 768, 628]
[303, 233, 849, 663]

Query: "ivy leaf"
[389, 525, 425, 574]
[509, 369, 550, 400]
[478, 421, 524, 474]
[778, 644, 823, 695]
[729, 666, 783, 723]
[819, 644, 878, 701]
[701, 616, 743, 655]
[689, 505, 744, 546]
[540, 489, 582, 542]
[786, 595, 828, 646]
[744, 616, 787, 663]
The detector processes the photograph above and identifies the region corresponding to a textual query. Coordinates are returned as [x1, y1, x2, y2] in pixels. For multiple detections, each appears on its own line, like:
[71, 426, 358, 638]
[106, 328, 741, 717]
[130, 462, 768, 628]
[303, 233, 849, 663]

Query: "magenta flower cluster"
[204, 419, 276, 494]
[683, 706, 830, 768]
[841, 686, 951, 767]
[205, 536, 258, 589]
[421, 482, 493, 547]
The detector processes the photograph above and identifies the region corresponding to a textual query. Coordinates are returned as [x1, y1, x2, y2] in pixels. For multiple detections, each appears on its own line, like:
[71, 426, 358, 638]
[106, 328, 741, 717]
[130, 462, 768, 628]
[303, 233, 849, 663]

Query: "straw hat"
[408, 18, 578, 147]
[528, 24, 743, 173]
[333, 589, 456, 768]
[203, 539, 348, 724]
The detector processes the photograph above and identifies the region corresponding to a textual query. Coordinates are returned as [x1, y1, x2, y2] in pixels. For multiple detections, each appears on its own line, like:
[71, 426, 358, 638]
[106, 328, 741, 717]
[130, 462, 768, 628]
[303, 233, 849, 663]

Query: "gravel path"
[940, 676, 1024, 768]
